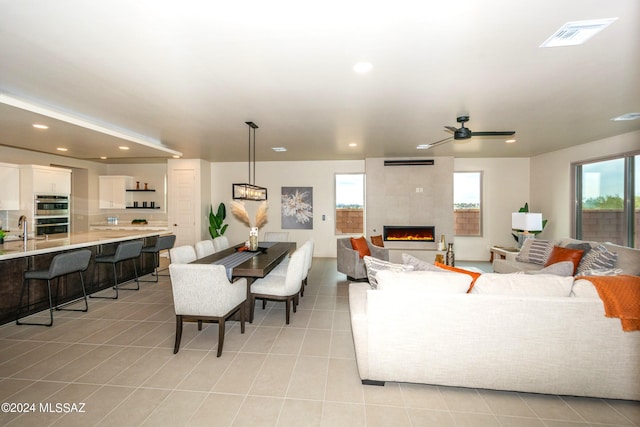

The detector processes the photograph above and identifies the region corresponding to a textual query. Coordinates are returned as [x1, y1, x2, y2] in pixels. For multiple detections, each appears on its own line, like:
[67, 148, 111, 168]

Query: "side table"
[489, 246, 519, 262]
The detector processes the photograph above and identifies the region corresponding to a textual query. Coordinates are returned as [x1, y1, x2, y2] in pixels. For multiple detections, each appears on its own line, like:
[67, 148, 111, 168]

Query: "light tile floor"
[0, 258, 638, 426]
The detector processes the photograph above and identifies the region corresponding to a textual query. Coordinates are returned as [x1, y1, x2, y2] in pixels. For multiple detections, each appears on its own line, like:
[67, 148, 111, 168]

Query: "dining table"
[192, 241, 297, 319]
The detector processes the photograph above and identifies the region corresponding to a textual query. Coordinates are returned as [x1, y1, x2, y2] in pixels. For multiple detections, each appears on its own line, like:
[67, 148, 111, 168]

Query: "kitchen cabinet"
[99, 176, 133, 209]
[0, 162, 20, 210]
[20, 165, 71, 195]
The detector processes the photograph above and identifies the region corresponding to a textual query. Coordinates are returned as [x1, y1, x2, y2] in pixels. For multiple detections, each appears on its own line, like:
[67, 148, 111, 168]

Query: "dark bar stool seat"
[140, 234, 176, 282]
[90, 240, 143, 299]
[16, 249, 92, 327]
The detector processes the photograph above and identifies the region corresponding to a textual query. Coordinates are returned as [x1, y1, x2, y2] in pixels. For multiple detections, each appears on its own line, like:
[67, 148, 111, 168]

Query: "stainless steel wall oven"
[34, 194, 70, 236]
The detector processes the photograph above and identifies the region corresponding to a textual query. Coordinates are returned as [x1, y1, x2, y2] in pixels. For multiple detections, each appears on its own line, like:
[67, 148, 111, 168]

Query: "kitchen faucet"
[18, 215, 28, 245]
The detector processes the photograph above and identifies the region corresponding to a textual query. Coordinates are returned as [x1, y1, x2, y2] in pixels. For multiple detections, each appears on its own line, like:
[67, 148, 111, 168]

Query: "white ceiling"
[0, 0, 639, 163]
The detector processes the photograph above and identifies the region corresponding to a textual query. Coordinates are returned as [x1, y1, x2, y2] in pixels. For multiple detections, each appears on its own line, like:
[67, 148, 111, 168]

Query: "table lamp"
[512, 212, 543, 247]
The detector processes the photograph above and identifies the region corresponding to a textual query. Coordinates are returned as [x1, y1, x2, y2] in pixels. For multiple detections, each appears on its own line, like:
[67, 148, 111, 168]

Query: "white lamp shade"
[512, 212, 543, 232]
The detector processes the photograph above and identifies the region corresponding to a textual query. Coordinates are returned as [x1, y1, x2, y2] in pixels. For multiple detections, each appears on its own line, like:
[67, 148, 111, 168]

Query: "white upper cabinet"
[21, 165, 72, 195]
[99, 176, 133, 209]
[0, 162, 20, 210]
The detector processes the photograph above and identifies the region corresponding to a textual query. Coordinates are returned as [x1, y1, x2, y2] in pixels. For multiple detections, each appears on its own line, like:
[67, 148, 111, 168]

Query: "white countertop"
[0, 230, 170, 260]
[89, 221, 169, 231]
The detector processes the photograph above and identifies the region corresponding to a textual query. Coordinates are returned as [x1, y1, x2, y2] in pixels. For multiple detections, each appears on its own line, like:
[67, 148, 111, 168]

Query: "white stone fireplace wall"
[365, 157, 454, 262]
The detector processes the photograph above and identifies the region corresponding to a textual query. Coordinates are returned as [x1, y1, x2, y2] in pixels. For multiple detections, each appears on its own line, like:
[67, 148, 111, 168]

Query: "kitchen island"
[0, 230, 171, 325]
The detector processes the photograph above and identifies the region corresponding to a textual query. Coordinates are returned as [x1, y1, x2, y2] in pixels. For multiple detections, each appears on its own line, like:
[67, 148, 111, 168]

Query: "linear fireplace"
[383, 225, 435, 242]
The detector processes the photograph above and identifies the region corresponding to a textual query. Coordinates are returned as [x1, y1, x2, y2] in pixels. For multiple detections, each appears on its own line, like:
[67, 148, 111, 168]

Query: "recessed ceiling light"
[32, 123, 48, 129]
[100, 156, 107, 160]
[56, 147, 68, 151]
[119, 146, 130, 150]
[505, 139, 516, 143]
[416, 144, 432, 150]
[172, 155, 181, 158]
[540, 18, 618, 48]
[353, 62, 373, 73]
[348, 143, 357, 147]
[271, 147, 287, 152]
[611, 113, 640, 121]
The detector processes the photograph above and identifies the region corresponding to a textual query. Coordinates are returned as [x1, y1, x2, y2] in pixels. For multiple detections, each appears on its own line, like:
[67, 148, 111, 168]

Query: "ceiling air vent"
[540, 18, 618, 48]
[384, 159, 434, 166]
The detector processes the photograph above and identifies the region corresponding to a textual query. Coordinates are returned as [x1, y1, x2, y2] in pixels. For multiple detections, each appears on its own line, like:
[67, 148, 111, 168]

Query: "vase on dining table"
[249, 227, 259, 251]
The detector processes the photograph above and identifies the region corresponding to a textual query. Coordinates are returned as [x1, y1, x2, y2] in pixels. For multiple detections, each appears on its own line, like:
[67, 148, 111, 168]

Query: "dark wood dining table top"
[192, 241, 296, 279]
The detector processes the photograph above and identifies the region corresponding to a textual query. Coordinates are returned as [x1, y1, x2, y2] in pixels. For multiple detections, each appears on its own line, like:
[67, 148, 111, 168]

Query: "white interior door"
[169, 169, 197, 247]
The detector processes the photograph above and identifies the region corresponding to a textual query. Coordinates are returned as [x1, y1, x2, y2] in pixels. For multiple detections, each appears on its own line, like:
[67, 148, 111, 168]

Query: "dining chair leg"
[240, 302, 246, 334]
[217, 319, 225, 357]
[173, 315, 183, 354]
[285, 299, 291, 325]
[198, 320, 203, 330]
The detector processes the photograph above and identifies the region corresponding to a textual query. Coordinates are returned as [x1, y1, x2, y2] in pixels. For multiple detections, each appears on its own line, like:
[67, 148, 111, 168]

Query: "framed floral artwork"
[281, 187, 313, 229]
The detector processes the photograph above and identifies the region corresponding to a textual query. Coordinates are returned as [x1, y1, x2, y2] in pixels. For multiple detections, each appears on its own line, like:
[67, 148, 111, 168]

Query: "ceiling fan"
[424, 115, 515, 149]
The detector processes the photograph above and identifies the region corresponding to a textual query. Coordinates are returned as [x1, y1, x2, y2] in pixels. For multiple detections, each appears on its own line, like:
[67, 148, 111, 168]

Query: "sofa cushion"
[375, 270, 472, 293]
[527, 261, 574, 276]
[402, 253, 447, 272]
[471, 273, 574, 297]
[545, 246, 585, 275]
[350, 236, 371, 258]
[370, 235, 384, 247]
[363, 256, 413, 289]
[434, 262, 482, 292]
[602, 242, 639, 275]
[576, 244, 618, 275]
[516, 239, 553, 265]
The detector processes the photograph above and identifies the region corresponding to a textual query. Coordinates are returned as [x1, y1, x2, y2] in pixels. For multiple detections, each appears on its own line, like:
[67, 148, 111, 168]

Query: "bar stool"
[16, 249, 92, 327]
[90, 240, 143, 299]
[140, 234, 176, 282]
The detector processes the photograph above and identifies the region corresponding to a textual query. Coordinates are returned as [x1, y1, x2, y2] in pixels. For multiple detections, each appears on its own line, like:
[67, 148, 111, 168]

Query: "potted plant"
[208, 202, 228, 239]
[0, 230, 5, 244]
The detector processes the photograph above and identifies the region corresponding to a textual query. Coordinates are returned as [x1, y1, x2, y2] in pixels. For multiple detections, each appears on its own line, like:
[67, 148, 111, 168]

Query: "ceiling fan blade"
[444, 126, 457, 134]
[470, 131, 515, 137]
[421, 136, 453, 149]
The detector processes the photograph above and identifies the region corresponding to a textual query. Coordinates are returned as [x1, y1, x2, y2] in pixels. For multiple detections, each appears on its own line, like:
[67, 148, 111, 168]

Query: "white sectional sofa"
[349, 270, 640, 401]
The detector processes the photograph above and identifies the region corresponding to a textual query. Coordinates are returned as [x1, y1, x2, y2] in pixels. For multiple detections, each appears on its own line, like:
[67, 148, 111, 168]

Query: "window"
[335, 174, 364, 234]
[574, 153, 638, 248]
[454, 171, 482, 236]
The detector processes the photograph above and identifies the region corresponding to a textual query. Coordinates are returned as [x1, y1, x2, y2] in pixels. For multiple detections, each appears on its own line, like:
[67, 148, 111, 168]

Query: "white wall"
[530, 130, 640, 240]
[454, 157, 530, 261]
[210, 160, 364, 257]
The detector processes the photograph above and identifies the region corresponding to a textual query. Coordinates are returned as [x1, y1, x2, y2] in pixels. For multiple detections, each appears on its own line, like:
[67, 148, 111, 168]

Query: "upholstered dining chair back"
[169, 245, 197, 264]
[213, 236, 230, 252]
[168, 263, 247, 357]
[195, 239, 216, 259]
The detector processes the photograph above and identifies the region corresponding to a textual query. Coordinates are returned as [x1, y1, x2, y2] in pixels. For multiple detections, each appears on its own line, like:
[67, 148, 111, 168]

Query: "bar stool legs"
[90, 240, 143, 300]
[16, 249, 91, 327]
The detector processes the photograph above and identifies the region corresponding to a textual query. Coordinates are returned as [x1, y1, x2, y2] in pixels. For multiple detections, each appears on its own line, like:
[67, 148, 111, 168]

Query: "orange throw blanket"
[579, 275, 640, 332]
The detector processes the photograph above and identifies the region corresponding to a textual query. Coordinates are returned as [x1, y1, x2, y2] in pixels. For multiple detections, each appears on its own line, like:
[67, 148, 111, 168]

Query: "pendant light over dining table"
[232, 121, 268, 201]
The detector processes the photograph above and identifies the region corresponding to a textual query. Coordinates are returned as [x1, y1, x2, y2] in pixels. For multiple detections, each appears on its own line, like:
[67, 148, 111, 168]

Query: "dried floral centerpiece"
[230, 201, 268, 251]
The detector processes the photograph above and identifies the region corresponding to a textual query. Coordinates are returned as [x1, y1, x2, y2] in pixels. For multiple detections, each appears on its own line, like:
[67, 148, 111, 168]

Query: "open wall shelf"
[126, 189, 156, 192]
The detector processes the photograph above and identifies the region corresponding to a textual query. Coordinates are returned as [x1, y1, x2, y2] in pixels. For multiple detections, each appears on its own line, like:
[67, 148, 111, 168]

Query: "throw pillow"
[471, 273, 574, 297]
[545, 246, 585, 275]
[565, 242, 592, 257]
[370, 235, 384, 247]
[350, 236, 371, 258]
[434, 262, 482, 292]
[570, 279, 600, 298]
[376, 270, 472, 293]
[526, 261, 574, 276]
[516, 239, 553, 265]
[363, 256, 413, 289]
[576, 244, 618, 275]
[402, 253, 447, 272]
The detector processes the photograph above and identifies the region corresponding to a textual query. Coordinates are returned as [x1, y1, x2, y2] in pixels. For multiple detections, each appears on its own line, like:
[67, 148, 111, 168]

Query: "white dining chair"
[249, 245, 305, 324]
[263, 231, 289, 242]
[195, 239, 216, 259]
[169, 245, 197, 264]
[169, 263, 247, 357]
[213, 236, 230, 252]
